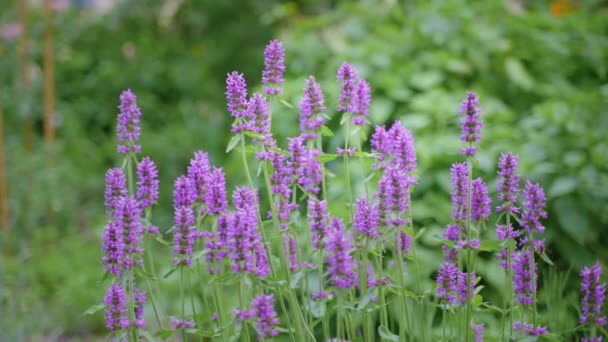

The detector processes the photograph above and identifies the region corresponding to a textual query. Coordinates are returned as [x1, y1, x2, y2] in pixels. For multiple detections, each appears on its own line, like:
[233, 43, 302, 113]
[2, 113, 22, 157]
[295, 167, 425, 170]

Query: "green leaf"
[316, 154, 338, 163]
[290, 270, 305, 289]
[310, 300, 327, 318]
[244, 131, 264, 140]
[136, 269, 157, 281]
[83, 303, 105, 315]
[378, 325, 400, 341]
[97, 270, 111, 285]
[279, 98, 294, 108]
[154, 236, 170, 245]
[320, 125, 334, 137]
[226, 134, 242, 153]
[415, 227, 426, 240]
[548, 177, 578, 198]
[164, 266, 178, 279]
[505, 57, 534, 90]
[540, 252, 554, 266]
[357, 288, 378, 311]
[154, 328, 175, 339]
[186, 328, 216, 337]
[192, 250, 206, 262]
[479, 240, 503, 252]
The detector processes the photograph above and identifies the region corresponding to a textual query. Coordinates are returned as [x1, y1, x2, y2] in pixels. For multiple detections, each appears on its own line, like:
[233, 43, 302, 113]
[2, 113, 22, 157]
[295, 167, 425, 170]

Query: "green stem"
[180, 266, 186, 342]
[317, 248, 330, 341]
[212, 279, 226, 338]
[316, 135, 328, 200]
[395, 232, 412, 342]
[375, 252, 389, 329]
[406, 195, 424, 341]
[359, 239, 372, 342]
[240, 272, 252, 342]
[464, 158, 474, 342]
[343, 117, 354, 220]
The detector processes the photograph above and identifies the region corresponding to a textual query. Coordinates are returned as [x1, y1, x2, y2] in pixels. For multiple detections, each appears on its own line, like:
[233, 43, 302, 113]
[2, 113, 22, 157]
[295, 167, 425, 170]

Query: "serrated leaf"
[226, 134, 242, 153]
[320, 125, 334, 137]
[316, 154, 338, 163]
[378, 325, 399, 341]
[479, 240, 503, 252]
[83, 303, 105, 315]
[154, 328, 175, 339]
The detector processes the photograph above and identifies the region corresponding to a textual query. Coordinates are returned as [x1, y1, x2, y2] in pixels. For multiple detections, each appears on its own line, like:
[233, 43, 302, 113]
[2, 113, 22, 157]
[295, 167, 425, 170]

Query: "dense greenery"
[1, 0, 607, 339]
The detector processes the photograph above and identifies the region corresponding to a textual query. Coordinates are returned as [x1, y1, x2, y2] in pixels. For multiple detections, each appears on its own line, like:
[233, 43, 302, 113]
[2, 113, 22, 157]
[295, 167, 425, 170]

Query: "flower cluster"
[116, 89, 142, 154]
[580, 263, 607, 326]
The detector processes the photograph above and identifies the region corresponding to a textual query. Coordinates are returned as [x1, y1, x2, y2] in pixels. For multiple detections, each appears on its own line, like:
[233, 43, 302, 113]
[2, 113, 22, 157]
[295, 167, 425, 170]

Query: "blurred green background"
[1, 0, 607, 340]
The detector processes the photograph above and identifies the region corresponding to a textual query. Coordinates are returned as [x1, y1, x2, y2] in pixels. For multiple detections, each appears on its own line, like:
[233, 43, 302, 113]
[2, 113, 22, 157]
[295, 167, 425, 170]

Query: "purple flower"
[352, 79, 370, 125]
[114, 196, 144, 269]
[172, 206, 197, 266]
[133, 286, 146, 328]
[497, 249, 511, 270]
[205, 167, 228, 214]
[327, 218, 357, 289]
[250, 294, 280, 340]
[102, 221, 125, 276]
[136, 157, 159, 208]
[173, 175, 196, 208]
[233, 187, 259, 212]
[471, 178, 491, 221]
[513, 250, 536, 306]
[308, 197, 330, 249]
[513, 322, 548, 336]
[288, 137, 322, 194]
[354, 197, 380, 238]
[171, 318, 195, 329]
[300, 76, 326, 140]
[104, 168, 127, 215]
[458, 91, 483, 156]
[581, 263, 607, 326]
[247, 93, 270, 137]
[376, 168, 415, 227]
[442, 224, 460, 262]
[283, 235, 299, 272]
[389, 122, 417, 173]
[450, 162, 469, 222]
[116, 89, 143, 154]
[104, 283, 129, 331]
[437, 262, 459, 304]
[258, 147, 295, 229]
[337, 62, 359, 114]
[496, 223, 518, 241]
[262, 40, 285, 96]
[521, 181, 547, 234]
[187, 151, 211, 204]
[471, 323, 484, 342]
[226, 72, 249, 119]
[496, 152, 520, 214]
[336, 147, 357, 156]
[312, 291, 334, 300]
[397, 231, 412, 255]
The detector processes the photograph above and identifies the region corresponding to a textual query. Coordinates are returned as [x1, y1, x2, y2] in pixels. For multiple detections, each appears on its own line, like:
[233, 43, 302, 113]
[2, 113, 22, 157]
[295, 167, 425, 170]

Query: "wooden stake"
[43, 0, 55, 144]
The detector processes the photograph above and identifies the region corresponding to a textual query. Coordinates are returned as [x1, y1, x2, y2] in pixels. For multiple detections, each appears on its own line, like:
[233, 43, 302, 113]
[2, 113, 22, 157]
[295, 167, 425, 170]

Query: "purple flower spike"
[354, 197, 380, 238]
[471, 323, 484, 342]
[442, 224, 460, 262]
[437, 262, 459, 304]
[283, 235, 299, 272]
[471, 178, 491, 221]
[251, 294, 280, 340]
[116, 89, 143, 154]
[513, 322, 548, 336]
[352, 78, 371, 126]
[172, 206, 197, 266]
[300, 76, 326, 140]
[173, 175, 196, 209]
[258, 147, 295, 229]
[389, 121, 417, 173]
[133, 286, 146, 328]
[247, 93, 270, 137]
[458, 91, 483, 156]
[337, 62, 359, 114]
[289, 136, 322, 194]
[513, 250, 536, 306]
[113, 196, 144, 269]
[187, 151, 211, 204]
[102, 221, 124, 276]
[496, 223, 518, 241]
[450, 162, 469, 222]
[226, 72, 249, 119]
[136, 157, 159, 208]
[397, 231, 412, 255]
[104, 283, 129, 331]
[496, 152, 520, 214]
[376, 168, 416, 227]
[205, 167, 228, 214]
[262, 40, 286, 96]
[233, 187, 259, 212]
[308, 197, 330, 249]
[327, 218, 357, 289]
[581, 263, 607, 326]
[521, 181, 547, 234]
[104, 168, 127, 215]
